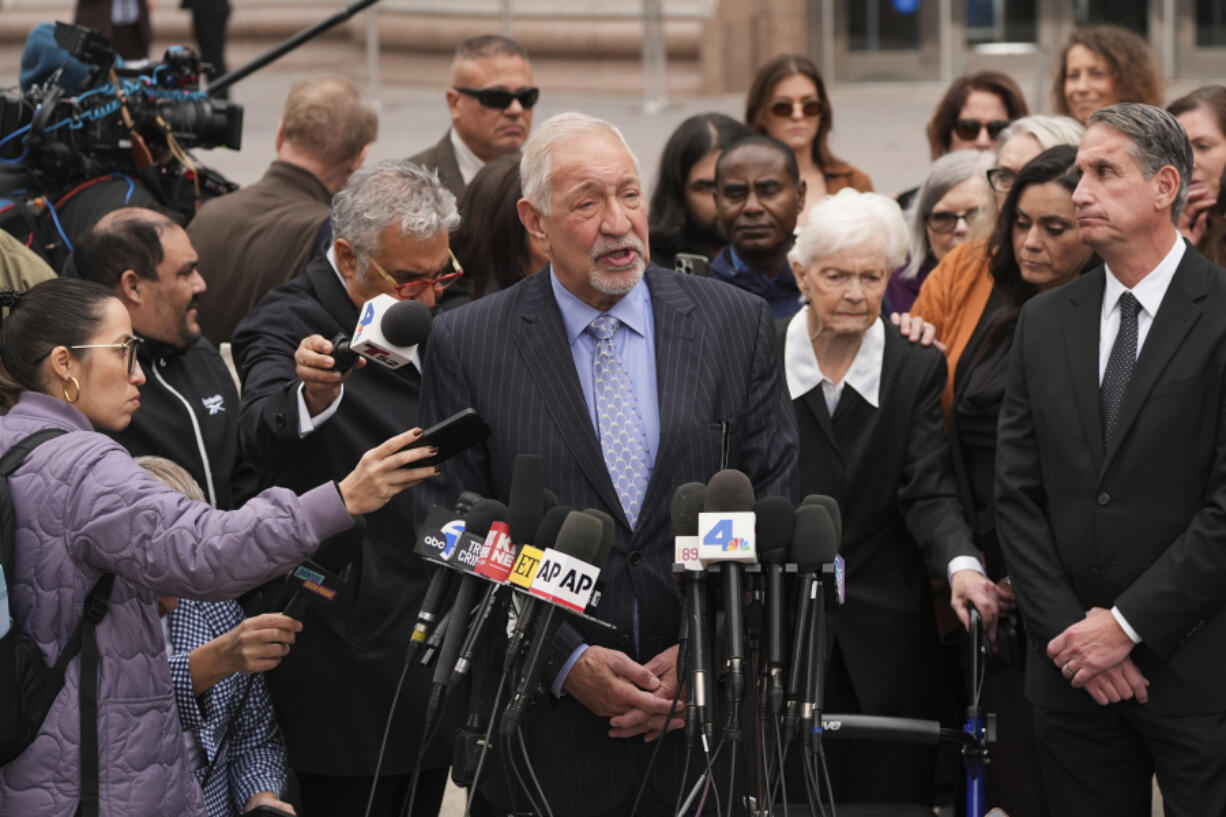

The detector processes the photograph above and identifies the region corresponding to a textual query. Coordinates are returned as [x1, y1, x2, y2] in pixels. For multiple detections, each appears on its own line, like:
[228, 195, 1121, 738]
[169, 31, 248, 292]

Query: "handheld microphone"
[801, 494, 842, 548]
[449, 457, 543, 690]
[420, 499, 505, 669]
[332, 295, 433, 373]
[504, 504, 574, 677]
[798, 505, 839, 751]
[501, 511, 605, 738]
[582, 508, 614, 613]
[704, 470, 756, 737]
[783, 504, 832, 741]
[755, 496, 795, 716]
[670, 483, 706, 735]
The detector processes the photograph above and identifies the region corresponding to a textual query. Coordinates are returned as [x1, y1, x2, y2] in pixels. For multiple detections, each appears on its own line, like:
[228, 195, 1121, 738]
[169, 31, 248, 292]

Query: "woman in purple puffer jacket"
[0, 279, 437, 817]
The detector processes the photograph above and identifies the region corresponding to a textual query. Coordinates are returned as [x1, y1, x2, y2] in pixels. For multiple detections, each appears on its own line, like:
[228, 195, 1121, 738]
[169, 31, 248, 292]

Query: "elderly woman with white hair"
[783, 187, 1002, 806]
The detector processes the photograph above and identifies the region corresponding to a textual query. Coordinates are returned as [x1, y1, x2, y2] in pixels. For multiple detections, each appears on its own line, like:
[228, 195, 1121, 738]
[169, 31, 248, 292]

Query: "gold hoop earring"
[62, 375, 80, 404]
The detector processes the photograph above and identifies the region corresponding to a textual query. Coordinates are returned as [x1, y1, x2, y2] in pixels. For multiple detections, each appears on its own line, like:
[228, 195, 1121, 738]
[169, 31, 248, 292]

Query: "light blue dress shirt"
[549, 268, 660, 464]
[547, 267, 660, 693]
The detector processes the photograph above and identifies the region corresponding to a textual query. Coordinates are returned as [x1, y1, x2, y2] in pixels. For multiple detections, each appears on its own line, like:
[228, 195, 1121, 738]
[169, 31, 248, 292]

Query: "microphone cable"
[630, 615, 689, 817]
[362, 643, 417, 817]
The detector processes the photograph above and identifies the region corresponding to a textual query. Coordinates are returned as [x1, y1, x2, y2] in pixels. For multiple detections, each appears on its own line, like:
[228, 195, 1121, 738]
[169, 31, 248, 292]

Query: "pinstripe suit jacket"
[416, 264, 798, 815]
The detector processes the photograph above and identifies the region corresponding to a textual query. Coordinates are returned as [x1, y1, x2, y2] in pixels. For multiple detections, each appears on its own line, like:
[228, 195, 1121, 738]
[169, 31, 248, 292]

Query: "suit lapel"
[1101, 251, 1206, 473]
[513, 274, 626, 525]
[639, 269, 699, 533]
[1063, 269, 1107, 470]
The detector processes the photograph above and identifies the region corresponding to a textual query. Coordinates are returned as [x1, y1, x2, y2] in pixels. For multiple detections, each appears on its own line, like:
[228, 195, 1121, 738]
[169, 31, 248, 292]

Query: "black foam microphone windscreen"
[381, 299, 433, 347]
[533, 505, 573, 551]
[792, 504, 838, 571]
[801, 494, 842, 549]
[582, 509, 615, 570]
[464, 499, 507, 539]
[670, 482, 707, 537]
[755, 496, 795, 563]
[507, 454, 546, 545]
[704, 469, 755, 513]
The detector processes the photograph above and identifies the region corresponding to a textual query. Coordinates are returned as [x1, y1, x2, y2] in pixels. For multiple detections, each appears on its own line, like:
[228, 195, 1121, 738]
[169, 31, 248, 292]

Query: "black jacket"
[232, 255, 455, 775]
[784, 317, 979, 715]
[107, 334, 255, 509]
[996, 247, 1226, 716]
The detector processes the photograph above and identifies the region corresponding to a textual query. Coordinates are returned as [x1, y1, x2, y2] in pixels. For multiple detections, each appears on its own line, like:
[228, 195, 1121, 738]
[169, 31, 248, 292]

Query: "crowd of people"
[1, 20, 1225, 817]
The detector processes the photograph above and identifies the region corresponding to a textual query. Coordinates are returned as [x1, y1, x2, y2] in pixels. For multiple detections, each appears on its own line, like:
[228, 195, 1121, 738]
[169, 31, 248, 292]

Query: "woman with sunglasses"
[0, 278, 437, 817]
[745, 53, 872, 225]
[886, 149, 995, 314]
[945, 145, 1097, 817]
[925, 70, 1028, 160]
[896, 116, 1084, 412]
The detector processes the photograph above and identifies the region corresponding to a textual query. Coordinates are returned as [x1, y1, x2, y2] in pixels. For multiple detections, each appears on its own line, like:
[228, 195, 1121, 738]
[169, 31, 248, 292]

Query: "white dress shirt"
[295, 245, 422, 437]
[449, 128, 485, 186]
[1098, 235, 1185, 644]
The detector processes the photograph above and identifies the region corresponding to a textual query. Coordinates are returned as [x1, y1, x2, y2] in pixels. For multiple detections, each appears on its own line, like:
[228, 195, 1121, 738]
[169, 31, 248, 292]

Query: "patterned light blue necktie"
[588, 314, 651, 528]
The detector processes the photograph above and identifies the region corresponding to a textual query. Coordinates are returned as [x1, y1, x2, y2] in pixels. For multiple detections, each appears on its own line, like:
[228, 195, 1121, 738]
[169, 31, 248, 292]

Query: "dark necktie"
[1100, 291, 1141, 448]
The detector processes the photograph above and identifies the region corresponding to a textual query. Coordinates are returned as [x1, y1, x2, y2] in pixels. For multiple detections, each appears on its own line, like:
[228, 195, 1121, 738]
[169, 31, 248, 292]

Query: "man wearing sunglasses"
[409, 34, 536, 197]
[74, 207, 257, 512]
[231, 159, 461, 817]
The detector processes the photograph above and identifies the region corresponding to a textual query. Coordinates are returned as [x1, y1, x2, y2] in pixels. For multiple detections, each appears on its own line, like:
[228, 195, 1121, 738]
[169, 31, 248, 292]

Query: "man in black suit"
[232, 159, 462, 817]
[408, 35, 536, 197]
[415, 112, 798, 816]
[996, 102, 1226, 815]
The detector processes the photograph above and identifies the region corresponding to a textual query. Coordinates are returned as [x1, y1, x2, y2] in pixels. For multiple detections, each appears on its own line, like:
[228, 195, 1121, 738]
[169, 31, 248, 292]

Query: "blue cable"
[42, 197, 73, 253]
[116, 173, 135, 204]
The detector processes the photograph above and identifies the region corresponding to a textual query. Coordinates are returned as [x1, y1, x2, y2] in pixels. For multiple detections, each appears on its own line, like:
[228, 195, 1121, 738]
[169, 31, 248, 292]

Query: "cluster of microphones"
[669, 470, 847, 814]
[390, 454, 861, 815]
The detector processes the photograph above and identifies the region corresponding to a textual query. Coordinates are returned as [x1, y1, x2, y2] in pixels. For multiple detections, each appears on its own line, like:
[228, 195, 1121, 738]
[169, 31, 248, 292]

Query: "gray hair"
[520, 112, 640, 215]
[330, 159, 460, 272]
[998, 114, 1085, 155]
[1087, 103, 1193, 223]
[901, 149, 996, 280]
[789, 188, 909, 271]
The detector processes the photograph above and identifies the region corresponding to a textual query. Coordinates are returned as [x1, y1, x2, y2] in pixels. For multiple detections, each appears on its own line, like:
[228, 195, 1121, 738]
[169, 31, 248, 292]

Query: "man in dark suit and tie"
[415, 111, 798, 816]
[996, 102, 1226, 815]
[408, 35, 537, 198]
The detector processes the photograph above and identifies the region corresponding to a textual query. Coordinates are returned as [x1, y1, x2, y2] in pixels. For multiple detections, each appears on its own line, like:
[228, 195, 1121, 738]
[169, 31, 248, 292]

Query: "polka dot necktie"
[1101, 291, 1141, 448]
[588, 314, 650, 528]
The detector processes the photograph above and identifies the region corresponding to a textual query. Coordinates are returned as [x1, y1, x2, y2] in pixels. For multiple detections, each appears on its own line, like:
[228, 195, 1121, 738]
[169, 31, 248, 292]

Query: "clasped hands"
[562, 644, 686, 742]
[1047, 607, 1150, 706]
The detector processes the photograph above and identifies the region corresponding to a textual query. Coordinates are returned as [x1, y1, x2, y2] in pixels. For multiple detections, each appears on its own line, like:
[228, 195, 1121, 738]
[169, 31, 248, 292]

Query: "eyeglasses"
[926, 208, 981, 234]
[769, 99, 822, 119]
[986, 167, 1016, 194]
[454, 86, 540, 110]
[367, 249, 464, 300]
[70, 335, 143, 376]
[952, 118, 1011, 141]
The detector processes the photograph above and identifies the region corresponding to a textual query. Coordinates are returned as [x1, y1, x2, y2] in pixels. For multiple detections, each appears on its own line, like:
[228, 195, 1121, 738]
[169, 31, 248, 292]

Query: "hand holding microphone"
[296, 333, 365, 417]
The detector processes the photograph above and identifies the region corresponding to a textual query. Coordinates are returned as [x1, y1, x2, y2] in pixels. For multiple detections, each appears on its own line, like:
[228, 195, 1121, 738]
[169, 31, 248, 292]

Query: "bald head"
[77, 208, 179, 288]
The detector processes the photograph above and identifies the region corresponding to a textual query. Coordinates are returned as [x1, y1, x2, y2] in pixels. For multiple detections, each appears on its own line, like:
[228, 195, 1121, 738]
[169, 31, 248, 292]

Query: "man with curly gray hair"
[229, 158, 461, 817]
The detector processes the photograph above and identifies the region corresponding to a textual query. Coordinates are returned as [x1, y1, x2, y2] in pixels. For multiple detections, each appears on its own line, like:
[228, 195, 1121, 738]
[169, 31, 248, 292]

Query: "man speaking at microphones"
[415, 112, 798, 817]
[232, 159, 461, 817]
